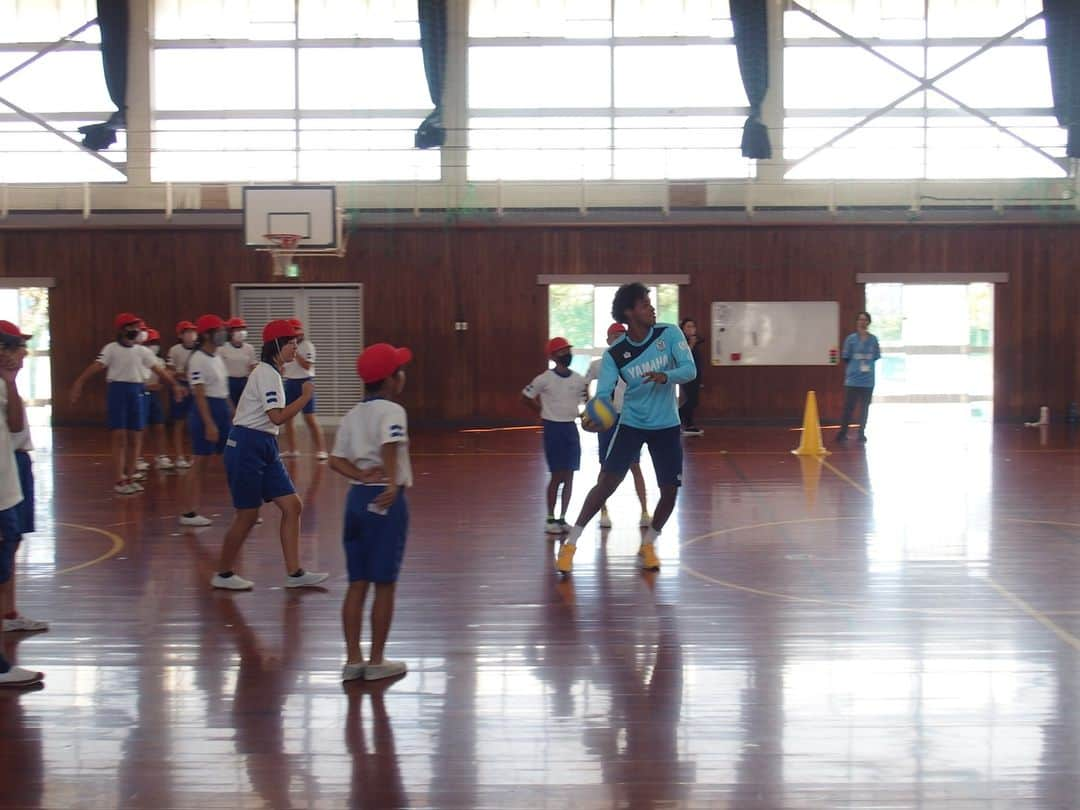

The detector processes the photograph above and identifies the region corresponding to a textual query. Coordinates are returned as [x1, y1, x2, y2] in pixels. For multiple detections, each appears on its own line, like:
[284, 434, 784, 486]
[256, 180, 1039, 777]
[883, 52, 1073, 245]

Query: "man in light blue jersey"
[556, 283, 697, 575]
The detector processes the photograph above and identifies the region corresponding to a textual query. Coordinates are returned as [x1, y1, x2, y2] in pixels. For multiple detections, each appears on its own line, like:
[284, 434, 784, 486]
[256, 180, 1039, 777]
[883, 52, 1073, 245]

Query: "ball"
[584, 396, 617, 431]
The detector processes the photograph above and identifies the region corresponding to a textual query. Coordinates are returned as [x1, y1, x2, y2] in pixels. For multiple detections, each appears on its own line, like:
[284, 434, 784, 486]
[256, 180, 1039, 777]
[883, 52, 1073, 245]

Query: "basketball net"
[264, 233, 300, 277]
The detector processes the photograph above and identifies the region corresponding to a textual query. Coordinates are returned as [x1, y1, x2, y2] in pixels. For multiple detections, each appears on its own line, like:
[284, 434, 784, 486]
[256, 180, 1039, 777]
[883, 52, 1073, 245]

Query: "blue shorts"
[228, 376, 248, 407]
[603, 424, 683, 487]
[224, 425, 296, 510]
[343, 485, 409, 584]
[143, 389, 165, 426]
[542, 420, 580, 472]
[598, 418, 640, 465]
[14, 451, 33, 535]
[284, 377, 316, 414]
[189, 396, 231, 456]
[0, 504, 22, 584]
[170, 382, 192, 422]
[107, 381, 146, 431]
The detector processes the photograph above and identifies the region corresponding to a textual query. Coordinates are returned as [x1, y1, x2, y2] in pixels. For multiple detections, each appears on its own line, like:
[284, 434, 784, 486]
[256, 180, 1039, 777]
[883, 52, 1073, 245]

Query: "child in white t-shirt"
[330, 342, 414, 683]
[70, 313, 180, 494]
[522, 337, 587, 534]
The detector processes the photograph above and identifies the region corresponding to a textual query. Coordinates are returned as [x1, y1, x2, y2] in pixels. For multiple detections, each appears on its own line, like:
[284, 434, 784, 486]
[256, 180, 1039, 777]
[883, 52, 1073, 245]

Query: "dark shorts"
[284, 377, 316, 414]
[602, 424, 683, 487]
[14, 451, 32, 535]
[143, 389, 165, 426]
[228, 376, 248, 407]
[107, 381, 146, 431]
[0, 504, 22, 584]
[542, 420, 580, 472]
[189, 396, 232, 456]
[224, 425, 296, 510]
[170, 382, 193, 422]
[343, 485, 408, 584]
[598, 417, 640, 465]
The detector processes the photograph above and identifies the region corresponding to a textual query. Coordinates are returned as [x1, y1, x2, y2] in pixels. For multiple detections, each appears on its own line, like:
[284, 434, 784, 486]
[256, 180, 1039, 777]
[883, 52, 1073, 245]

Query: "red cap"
[356, 343, 412, 384]
[607, 323, 627, 338]
[288, 318, 303, 332]
[115, 312, 142, 331]
[145, 327, 161, 342]
[546, 337, 571, 356]
[0, 320, 31, 340]
[225, 316, 247, 329]
[195, 314, 225, 334]
[262, 319, 299, 344]
[175, 320, 197, 336]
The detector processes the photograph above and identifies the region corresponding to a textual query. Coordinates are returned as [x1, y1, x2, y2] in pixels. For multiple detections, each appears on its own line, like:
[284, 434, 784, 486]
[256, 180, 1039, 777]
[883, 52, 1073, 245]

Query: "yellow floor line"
[53, 522, 125, 575]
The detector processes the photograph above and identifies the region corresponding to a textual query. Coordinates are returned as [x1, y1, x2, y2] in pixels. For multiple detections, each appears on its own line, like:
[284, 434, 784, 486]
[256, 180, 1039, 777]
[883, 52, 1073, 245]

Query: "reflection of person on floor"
[346, 682, 408, 809]
[0, 677, 44, 804]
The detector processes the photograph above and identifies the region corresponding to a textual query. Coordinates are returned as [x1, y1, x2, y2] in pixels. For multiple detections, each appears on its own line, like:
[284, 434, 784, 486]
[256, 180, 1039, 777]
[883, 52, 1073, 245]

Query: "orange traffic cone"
[792, 390, 830, 456]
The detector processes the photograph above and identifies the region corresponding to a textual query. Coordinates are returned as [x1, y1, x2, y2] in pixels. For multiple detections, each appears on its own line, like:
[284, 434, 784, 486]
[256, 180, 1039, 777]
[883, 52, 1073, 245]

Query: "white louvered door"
[233, 284, 363, 420]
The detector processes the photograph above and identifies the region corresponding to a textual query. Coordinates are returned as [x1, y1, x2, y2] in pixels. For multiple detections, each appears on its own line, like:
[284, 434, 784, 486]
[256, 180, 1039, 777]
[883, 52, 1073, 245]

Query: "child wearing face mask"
[220, 316, 257, 408]
[136, 327, 172, 472]
[167, 320, 198, 468]
[521, 337, 587, 534]
[70, 313, 181, 494]
[179, 314, 233, 527]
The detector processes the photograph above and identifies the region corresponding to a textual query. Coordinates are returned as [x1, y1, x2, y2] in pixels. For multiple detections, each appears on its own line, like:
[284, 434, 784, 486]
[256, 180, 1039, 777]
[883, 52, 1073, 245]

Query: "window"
[784, 0, 1064, 180]
[468, 0, 753, 181]
[152, 0, 438, 183]
[0, 1, 124, 183]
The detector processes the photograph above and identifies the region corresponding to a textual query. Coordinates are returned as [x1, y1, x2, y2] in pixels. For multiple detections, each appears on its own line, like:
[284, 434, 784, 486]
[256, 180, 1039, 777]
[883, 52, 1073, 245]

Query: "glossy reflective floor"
[3, 410, 1080, 808]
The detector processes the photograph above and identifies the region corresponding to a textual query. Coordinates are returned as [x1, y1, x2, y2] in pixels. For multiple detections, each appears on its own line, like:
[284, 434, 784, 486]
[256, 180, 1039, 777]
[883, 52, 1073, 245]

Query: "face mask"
[124, 330, 138, 341]
[181, 331, 197, 348]
[554, 353, 572, 367]
[135, 330, 148, 344]
[233, 330, 247, 343]
[212, 331, 227, 347]
[150, 344, 161, 355]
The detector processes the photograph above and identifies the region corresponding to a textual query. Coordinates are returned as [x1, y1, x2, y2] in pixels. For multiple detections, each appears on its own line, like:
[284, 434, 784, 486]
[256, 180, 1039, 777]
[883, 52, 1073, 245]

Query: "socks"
[644, 527, 659, 545]
[566, 525, 584, 546]
[218, 571, 234, 578]
[183, 511, 196, 518]
[289, 569, 305, 578]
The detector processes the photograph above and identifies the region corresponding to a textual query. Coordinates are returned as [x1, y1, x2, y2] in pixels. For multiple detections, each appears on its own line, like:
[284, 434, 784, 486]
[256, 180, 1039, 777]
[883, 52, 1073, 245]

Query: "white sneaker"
[155, 455, 174, 470]
[114, 481, 137, 495]
[285, 570, 329, 588]
[135, 458, 150, 472]
[175, 457, 192, 469]
[342, 662, 366, 682]
[130, 470, 146, 481]
[316, 451, 329, 461]
[179, 514, 212, 527]
[364, 660, 407, 681]
[544, 519, 562, 535]
[599, 509, 612, 529]
[211, 573, 253, 590]
[3, 616, 48, 632]
[280, 450, 300, 458]
[0, 665, 44, 687]
[639, 511, 652, 528]
[129, 480, 144, 492]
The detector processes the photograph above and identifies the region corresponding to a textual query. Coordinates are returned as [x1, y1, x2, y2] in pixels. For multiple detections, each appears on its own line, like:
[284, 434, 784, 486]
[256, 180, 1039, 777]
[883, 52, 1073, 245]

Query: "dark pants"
[838, 386, 873, 439]
[679, 380, 701, 428]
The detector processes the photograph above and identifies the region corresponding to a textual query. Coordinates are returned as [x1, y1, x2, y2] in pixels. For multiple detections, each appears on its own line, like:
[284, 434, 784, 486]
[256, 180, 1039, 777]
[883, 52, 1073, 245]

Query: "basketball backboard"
[243, 185, 338, 249]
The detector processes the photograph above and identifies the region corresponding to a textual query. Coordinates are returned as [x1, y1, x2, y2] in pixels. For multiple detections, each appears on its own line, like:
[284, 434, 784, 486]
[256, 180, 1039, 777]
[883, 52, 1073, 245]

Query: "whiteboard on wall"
[711, 301, 840, 366]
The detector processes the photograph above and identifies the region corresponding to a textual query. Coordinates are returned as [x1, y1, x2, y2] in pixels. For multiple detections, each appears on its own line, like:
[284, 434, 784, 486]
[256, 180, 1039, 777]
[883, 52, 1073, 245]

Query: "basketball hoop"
[264, 233, 301, 277]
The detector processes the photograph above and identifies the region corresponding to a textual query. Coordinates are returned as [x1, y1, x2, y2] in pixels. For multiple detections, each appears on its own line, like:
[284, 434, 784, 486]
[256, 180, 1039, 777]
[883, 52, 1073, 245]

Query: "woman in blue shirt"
[837, 311, 880, 443]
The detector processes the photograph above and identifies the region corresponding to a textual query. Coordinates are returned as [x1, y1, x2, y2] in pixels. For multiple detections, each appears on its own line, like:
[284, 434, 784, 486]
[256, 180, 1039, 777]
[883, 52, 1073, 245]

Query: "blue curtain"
[416, 0, 447, 149]
[79, 0, 127, 151]
[1044, 0, 1080, 157]
[730, 0, 771, 159]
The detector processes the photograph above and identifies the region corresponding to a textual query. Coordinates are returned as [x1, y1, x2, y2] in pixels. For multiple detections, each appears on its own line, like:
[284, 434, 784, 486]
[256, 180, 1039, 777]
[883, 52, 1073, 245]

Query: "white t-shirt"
[166, 343, 195, 377]
[586, 356, 627, 412]
[232, 362, 286, 435]
[97, 342, 160, 383]
[0, 380, 23, 511]
[283, 339, 315, 380]
[332, 399, 412, 487]
[140, 354, 165, 384]
[187, 350, 230, 400]
[219, 342, 257, 378]
[522, 369, 587, 422]
[0, 380, 31, 452]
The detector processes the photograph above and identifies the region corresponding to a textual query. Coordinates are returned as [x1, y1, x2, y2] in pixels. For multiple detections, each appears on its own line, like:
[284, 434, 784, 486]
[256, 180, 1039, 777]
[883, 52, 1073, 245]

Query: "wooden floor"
[3, 410, 1080, 809]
